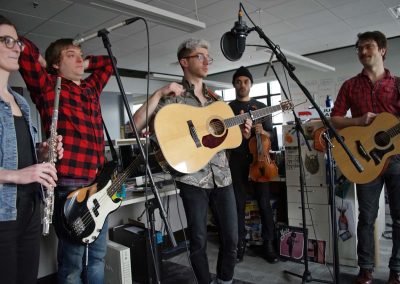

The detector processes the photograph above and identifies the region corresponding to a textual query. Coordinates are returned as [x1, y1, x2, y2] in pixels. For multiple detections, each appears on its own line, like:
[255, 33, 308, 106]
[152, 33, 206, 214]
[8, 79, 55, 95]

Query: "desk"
[121, 185, 179, 206]
[109, 183, 186, 245]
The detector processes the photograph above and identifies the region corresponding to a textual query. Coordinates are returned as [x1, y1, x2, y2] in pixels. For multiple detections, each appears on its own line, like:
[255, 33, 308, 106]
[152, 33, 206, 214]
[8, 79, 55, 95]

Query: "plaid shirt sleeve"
[331, 80, 351, 117]
[84, 55, 114, 95]
[18, 36, 53, 106]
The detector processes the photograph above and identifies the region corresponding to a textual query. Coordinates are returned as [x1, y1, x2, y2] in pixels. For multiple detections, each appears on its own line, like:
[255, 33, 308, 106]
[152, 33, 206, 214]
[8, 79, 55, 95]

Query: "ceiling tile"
[52, 3, 118, 28]
[266, 0, 324, 20]
[0, 0, 73, 19]
[286, 10, 341, 30]
[344, 10, 396, 28]
[329, 0, 385, 20]
[314, 0, 359, 9]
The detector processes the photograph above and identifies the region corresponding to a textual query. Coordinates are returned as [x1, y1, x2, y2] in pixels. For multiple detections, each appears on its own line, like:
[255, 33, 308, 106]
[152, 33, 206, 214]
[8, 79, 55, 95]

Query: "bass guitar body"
[62, 162, 120, 244]
[332, 112, 400, 184]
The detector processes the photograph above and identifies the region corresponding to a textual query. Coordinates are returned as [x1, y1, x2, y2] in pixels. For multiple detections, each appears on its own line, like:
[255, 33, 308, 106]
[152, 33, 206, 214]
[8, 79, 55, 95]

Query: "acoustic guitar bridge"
[356, 140, 371, 162]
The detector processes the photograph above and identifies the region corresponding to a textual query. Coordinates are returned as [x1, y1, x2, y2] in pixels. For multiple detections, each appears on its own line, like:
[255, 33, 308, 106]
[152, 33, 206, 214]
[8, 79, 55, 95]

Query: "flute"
[42, 76, 61, 236]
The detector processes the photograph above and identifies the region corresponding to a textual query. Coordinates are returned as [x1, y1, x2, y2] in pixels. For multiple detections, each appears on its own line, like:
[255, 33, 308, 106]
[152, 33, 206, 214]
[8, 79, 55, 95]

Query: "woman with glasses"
[0, 15, 63, 284]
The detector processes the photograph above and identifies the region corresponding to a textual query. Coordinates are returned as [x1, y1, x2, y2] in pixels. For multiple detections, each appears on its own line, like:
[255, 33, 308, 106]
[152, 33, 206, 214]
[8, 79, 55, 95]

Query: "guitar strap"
[395, 76, 400, 96]
[102, 118, 118, 165]
[207, 88, 220, 102]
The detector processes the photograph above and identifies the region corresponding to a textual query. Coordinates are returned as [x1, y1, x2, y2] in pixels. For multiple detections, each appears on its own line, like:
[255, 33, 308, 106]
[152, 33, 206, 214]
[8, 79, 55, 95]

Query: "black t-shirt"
[14, 115, 39, 193]
[229, 98, 274, 155]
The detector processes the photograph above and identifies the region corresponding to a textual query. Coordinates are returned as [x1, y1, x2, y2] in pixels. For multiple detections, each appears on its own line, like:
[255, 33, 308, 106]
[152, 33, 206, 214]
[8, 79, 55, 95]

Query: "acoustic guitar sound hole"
[375, 131, 390, 147]
[208, 119, 225, 136]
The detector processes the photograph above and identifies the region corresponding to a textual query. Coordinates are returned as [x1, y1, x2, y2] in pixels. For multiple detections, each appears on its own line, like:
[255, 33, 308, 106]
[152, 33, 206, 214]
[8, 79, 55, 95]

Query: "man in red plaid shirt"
[19, 36, 113, 284]
[331, 31, 400, 284]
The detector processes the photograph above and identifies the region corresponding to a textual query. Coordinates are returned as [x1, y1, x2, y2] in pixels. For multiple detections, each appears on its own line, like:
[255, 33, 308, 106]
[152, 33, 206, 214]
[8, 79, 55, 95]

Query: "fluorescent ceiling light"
[256, 46, 335, 72]
[88, 0, 206, 32]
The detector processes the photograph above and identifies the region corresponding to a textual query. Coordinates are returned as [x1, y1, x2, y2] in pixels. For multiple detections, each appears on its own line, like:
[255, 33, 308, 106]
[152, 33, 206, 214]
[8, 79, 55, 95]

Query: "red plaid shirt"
[19, 37, 113, 182]
[331, 69, 400, 118]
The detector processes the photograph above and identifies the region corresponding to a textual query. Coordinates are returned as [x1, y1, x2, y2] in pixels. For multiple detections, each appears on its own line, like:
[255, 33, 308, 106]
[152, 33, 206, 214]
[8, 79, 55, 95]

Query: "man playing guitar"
[19, 35, 113, 284]
[331, 31, 400, 284]
[134, 38, 252, 284]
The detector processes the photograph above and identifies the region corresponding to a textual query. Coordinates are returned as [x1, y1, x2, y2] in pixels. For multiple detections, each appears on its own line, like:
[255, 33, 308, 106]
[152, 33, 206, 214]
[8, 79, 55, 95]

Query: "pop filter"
[220, 31, 243, 61]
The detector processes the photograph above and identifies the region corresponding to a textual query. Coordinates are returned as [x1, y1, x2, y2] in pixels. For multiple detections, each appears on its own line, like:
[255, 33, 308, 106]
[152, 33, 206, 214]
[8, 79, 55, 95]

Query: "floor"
[165, 221, 393, 284]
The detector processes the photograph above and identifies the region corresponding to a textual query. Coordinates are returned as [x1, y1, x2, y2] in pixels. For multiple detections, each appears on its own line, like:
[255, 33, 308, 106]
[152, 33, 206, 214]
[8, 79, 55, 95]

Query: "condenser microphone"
[220, 7, 251, 61]
[73, 17, 139, 45]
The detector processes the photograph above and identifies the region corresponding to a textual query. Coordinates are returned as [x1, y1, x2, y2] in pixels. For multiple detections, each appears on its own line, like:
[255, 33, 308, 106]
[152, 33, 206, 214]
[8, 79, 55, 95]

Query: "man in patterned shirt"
[19, 36, 113, 284]
[331, 31, 400, 284]
[134, 38, 252, 284]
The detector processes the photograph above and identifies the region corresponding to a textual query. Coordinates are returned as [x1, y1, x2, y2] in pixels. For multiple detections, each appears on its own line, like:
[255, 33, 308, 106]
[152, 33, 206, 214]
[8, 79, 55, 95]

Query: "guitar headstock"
[280, 100, 294, 112]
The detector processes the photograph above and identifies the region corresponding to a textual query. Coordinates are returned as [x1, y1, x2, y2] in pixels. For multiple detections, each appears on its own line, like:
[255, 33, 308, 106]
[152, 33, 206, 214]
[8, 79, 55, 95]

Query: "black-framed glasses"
[0, 36, 24, 51]
[183, 53, 214, 64]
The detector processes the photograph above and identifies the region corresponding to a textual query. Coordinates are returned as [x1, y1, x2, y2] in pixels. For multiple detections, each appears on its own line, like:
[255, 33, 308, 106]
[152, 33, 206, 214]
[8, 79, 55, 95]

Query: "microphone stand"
[97, 25, 177, 284]
[270, 65, 331, 284]
[243, 13, 362, 283]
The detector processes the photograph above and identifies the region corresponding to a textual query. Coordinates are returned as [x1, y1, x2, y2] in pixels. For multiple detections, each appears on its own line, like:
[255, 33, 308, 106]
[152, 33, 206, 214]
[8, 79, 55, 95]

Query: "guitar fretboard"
[224, 104, 283, 128]
[106, 156, 143, 197]
[387, 123, 400, 138]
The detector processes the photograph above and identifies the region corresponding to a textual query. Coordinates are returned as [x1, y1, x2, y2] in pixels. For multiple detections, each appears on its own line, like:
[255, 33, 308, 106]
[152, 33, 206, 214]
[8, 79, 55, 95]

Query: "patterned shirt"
[153, 79, 232, 189]
[19, 37, 113, 182]
[331, 69, 400, 118]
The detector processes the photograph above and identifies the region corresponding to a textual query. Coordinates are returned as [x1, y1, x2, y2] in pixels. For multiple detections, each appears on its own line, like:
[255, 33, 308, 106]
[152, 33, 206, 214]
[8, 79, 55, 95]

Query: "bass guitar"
[154, 100, 293, 174]
[332, 112, 400, 184]
[62, 157, 143, 244]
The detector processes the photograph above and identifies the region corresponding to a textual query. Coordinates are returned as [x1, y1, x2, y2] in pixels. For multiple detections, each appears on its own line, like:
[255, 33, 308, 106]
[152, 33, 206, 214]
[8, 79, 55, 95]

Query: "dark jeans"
[0, 188, 41, 284]
[356, 155, 400, 272]
[54, 186, 108, 284]
[178, 182, 238, 284]
[229, 154, 275, 243]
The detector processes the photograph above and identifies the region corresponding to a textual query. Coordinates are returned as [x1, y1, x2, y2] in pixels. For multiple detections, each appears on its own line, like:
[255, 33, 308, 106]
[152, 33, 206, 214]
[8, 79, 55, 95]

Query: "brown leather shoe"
[355, 268, 373, 284]
[388, 270, 400, 284]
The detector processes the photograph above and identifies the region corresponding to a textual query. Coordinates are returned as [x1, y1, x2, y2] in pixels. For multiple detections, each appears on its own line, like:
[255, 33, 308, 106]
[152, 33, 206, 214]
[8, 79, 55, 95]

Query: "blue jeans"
[356, 155, 400, 272]
[0, 188, 41, 284]
[54, 187, 108, 284]
[178, 182, 238, 284]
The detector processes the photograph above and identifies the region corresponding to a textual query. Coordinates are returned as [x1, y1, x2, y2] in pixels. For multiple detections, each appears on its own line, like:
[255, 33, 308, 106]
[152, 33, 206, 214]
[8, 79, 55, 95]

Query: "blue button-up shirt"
[0, 86, 38, 221]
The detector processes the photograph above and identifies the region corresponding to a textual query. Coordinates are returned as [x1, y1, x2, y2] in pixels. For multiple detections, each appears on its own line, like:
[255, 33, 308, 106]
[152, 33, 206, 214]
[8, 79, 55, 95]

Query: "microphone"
[263, 52, 275, 77]
[73, 17, 139, 45]
[220, 7, 251, 61]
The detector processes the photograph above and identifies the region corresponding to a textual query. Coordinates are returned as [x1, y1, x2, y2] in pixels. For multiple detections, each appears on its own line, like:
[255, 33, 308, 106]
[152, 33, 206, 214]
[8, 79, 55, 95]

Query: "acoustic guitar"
[332, 112, 400, 184]
[154, 100, 293, 174]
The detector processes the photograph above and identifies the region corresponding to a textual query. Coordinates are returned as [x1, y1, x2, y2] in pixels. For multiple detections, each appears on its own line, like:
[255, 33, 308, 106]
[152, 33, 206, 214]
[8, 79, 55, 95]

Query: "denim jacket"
[0, 86, 38, 221]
